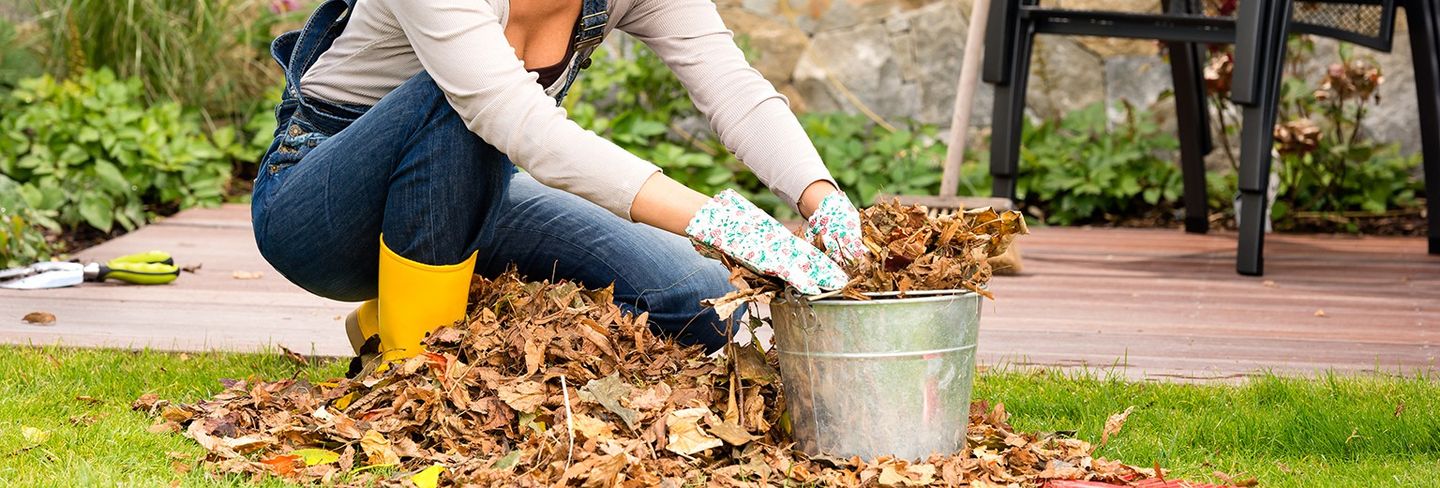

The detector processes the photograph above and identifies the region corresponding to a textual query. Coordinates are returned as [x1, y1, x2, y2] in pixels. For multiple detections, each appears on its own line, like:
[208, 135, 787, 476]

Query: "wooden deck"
[1, 204, 1436, 380]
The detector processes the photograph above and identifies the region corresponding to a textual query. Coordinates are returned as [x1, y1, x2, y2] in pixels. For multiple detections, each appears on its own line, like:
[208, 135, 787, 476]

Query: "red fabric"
[1044, 480, 1235, 488]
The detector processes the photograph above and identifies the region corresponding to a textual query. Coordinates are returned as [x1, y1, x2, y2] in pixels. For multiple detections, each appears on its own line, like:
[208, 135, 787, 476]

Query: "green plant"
[0, 175, 59, 268]
[1204, 37, 1423, 229]
[0, 18, 43, 94]
[1269, 42, 1422, 222]
[1016, 102, 1184, 225]
[28, 0, 294, 129]
[569, 41, 960, 217]
[0, 69, 231, 236]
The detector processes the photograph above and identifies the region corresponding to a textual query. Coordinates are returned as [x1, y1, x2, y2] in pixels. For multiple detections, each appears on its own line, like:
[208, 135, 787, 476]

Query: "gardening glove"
[802, 190, 868, 265]
[686, 190, 850, 295]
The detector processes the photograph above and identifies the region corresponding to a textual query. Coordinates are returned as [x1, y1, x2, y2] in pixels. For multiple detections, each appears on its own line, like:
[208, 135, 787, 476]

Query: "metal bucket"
[771, 290, 981, 461]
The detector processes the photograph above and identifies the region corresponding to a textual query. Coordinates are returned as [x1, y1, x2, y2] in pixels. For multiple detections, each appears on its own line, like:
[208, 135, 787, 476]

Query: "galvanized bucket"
[771, 290, 981, 461]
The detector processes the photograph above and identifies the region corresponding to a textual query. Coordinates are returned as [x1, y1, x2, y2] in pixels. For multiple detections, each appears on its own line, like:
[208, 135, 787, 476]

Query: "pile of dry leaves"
[136, 276, 1158, 486]
[838, 202, 1027, 299]
[133, 203, 1170, 486]
[710, 201, 1029, 314]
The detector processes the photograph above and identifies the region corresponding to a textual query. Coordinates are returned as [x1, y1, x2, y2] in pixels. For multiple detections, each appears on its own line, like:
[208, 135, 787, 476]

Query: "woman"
[253, 0, 865, 369]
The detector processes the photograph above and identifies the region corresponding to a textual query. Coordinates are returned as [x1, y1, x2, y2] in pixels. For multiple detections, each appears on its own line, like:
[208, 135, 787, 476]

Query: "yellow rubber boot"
[377, 235, 476, 361]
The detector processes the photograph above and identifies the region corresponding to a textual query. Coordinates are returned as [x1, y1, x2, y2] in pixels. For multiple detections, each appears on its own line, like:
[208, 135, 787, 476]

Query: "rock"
[1104, 55, 1174, 125]
[812, 0, 932, 33]
[1298, 33, 1421, 156]
[904, 2, 975, 125]
[1026, 37, 1106, 120]
[793, 22, 921, 121]
[718, 7, 812, 83]
[1353, 31, 1422, 156]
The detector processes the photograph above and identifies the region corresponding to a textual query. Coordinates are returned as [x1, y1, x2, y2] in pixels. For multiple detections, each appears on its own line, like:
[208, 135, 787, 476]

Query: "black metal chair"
[982, 0, 1440, 275]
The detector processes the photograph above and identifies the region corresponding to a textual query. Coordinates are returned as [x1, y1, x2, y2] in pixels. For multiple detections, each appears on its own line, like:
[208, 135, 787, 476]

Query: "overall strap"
[269, 0, 365, 135]
[554, 0, 610, 104]
[276, 0, 357, 101]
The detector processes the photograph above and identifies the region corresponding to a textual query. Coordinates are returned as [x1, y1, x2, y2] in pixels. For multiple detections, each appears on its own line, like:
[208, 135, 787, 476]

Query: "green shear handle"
[88, 251, 179, 285]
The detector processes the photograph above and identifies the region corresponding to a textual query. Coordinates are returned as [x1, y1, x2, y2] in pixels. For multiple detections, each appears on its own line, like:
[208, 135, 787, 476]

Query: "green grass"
[0, 346, 1436, 486]
[976, 366, 1440, 487]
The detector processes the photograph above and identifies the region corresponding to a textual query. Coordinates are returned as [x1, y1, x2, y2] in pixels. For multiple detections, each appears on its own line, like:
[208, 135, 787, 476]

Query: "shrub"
[28, 0, 295, 130]
[1016, 102, 1183, 225]
[0, 69, 231, 236]
[1205, 37, 1423, 228]
[570, 40, 955, 218]
[0, 174, 57, 269]
[0, 17, 42, 94]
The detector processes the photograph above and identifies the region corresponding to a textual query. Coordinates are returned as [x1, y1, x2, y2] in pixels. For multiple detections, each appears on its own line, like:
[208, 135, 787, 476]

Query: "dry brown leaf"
[22, 312, 56, 325]
[497, 380, 547, 413]
[628, 382, 672, 412]
[360, 430, 400, 466]
[665, 408, 723, 456]
[732, 343, 778, 385]
[231, 270, 263, 280]
[877, 462, 937, 487]
[706, 419, 757, 446]
[1100, 406, 1136, 446]
[570, 413, 614, 440]
[278, 346, 309, 366]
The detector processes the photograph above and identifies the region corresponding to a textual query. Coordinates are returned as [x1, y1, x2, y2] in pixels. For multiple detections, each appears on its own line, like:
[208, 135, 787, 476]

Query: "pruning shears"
[0, 251, 180, 289]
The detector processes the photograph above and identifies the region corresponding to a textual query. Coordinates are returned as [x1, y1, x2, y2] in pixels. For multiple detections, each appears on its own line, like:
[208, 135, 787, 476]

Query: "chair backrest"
[1290, 0, 1396, 51]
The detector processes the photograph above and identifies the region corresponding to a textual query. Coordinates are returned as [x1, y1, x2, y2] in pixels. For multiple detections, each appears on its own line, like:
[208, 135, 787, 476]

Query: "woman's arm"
[631, 176, 838, 237]
[616, 0, 840, 214]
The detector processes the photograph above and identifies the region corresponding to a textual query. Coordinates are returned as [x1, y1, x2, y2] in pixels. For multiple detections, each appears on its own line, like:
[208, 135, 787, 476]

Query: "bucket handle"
[780, 288, 823, 332]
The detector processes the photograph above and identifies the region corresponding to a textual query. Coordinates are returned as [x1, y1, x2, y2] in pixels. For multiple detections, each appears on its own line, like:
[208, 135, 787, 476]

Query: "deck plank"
[1, 205, 1435, 380]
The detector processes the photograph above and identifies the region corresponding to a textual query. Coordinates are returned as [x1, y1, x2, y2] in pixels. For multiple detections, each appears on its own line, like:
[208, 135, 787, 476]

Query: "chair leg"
[1169, 39, 1212, 234]
[989, 24, 1034, 200]
[1405, 0, 1440, 254]
[1233, 0, 1293, 276]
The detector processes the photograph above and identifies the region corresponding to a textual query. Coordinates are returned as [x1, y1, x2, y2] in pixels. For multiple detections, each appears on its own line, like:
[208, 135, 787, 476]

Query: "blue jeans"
[252, 72, 741, 351]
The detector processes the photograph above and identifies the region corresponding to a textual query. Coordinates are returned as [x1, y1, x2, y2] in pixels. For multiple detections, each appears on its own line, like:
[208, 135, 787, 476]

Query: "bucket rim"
[778, 289, 982, 306]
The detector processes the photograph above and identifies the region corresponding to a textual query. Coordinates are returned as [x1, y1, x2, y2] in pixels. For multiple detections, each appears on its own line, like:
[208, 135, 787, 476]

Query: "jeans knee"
[645, 260, 743, 352]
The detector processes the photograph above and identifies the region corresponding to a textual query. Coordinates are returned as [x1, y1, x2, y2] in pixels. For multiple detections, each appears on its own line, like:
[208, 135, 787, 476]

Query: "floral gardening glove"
[686, 190, 850, 295]
[802, 190, 867, 265]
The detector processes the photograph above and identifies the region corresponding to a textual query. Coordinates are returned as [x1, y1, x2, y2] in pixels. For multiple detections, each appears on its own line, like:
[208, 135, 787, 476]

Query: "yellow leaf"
[332, 392, 356, 410]
[290, 448, 341, 466]
[411, 464, 446, 488]
[21, 426, 50, 448]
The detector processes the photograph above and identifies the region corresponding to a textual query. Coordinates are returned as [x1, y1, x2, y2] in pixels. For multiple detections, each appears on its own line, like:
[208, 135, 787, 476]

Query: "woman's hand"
[801, 189, 867, 265]
[685, 190, 849, 295]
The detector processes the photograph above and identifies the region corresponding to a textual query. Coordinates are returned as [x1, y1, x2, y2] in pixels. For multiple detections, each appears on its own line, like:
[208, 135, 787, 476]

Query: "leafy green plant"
[0, 17, 43, 95]
[0, 69, 231, 237]
[569, 41, 957, 217]
[1016, 102, 1184, 225]
[1204, 37, 1423, 230]
[1269, 42, 1422, 222]
[28, 0, 295, 129]
[0, 175, 58, 269]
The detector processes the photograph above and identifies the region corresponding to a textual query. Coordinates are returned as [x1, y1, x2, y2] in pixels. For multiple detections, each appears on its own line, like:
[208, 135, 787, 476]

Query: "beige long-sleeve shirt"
[300, 0, 835, 220]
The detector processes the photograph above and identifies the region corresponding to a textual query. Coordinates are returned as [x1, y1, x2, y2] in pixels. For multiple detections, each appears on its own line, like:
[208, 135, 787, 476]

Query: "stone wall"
[715, 0, 1425, 155]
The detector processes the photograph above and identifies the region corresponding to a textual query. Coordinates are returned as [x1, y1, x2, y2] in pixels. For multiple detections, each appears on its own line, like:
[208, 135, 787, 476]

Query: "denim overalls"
[248, 0, 742, 352]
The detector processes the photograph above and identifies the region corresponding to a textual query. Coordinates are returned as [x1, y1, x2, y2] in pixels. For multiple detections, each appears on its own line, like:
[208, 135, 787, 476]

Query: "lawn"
[0, 346, 1435, 487]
